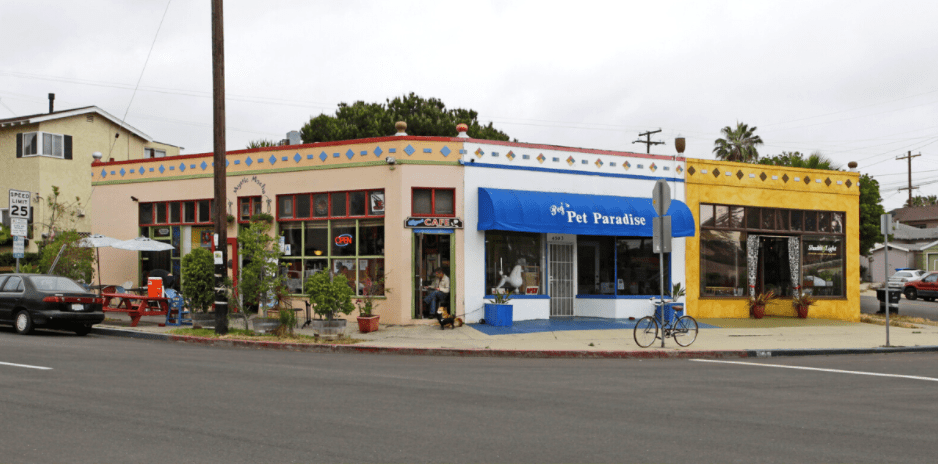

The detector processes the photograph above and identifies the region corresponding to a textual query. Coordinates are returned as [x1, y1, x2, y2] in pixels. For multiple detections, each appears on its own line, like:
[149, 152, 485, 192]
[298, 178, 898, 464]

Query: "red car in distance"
[903, 272, 938, 302]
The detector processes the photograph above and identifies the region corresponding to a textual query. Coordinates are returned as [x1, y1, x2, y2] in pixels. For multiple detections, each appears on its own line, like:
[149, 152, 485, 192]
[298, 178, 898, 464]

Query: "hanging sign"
[404, 217, 463, 228]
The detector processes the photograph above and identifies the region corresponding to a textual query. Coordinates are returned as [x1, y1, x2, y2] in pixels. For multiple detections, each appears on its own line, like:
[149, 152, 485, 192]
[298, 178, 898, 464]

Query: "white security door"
[549, 242, 575, 317]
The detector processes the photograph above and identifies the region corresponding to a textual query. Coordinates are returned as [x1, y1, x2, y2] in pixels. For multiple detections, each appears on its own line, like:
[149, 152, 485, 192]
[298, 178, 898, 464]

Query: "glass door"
[413, 231, 453, 319]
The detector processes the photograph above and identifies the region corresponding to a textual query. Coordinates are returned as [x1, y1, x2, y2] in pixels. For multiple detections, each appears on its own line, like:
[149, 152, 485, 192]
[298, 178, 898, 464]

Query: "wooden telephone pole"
[897, 150, 921, 207]
[632, 129, 665, 154]
[212, 0, 228, 334]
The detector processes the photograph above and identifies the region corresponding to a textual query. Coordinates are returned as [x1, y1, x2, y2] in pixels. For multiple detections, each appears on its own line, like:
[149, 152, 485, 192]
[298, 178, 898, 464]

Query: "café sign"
[405, 217, 463, 228]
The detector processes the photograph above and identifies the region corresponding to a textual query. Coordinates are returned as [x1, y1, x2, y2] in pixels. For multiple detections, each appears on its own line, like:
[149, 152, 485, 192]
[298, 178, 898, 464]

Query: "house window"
[140, 200, 214, 226]
[238, 196, 264, 222]
[145, 148, 166, 158]
[484, 231, 544, 295]
[19, 131, 70, 159]
[412, 188, 455, 216]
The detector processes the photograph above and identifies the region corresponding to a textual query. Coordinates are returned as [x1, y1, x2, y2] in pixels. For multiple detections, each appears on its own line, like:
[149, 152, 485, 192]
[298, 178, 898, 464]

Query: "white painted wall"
[460, 142, 687, 322]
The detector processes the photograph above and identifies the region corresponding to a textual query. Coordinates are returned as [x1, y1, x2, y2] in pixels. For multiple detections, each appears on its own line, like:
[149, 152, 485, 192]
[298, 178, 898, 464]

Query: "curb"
[91, 326, 938, 359]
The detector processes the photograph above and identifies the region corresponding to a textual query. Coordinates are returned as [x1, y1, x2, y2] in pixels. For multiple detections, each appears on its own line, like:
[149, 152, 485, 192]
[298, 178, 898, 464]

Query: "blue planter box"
[484, 303, 513, 327]
[654, 302, 684, 326]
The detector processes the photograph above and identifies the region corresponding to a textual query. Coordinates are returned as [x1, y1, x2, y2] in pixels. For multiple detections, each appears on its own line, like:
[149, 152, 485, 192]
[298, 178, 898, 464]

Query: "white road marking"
[691, 359, 938, 382]
[0, 361, 52, 370]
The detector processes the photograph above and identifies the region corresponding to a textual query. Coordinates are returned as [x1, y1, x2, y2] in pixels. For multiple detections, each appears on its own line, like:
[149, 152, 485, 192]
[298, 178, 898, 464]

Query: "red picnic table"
[101, 292, 169, 327]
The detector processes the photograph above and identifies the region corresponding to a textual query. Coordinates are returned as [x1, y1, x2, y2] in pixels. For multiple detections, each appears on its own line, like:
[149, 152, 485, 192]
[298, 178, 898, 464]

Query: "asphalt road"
[861, 294, 937, 320]
[3, 328, 938, 463]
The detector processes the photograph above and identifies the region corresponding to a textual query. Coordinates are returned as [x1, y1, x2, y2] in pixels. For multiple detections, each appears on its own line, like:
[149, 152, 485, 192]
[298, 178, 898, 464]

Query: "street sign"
[9, 189, 31, 220]
[652, 179, 671, 217]
[653, 216, 672, 253]
[880, 214, 893, 236]
[11, 218, 27, 237]
[13, 236, 24, 258]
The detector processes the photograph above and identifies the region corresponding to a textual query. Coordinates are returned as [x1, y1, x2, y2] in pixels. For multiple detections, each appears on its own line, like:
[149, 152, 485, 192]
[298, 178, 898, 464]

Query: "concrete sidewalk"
[91, 313, 938, 359]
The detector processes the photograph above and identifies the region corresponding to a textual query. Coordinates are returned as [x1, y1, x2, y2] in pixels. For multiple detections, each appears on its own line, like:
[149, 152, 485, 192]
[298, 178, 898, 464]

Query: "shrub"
[181, 248, 215, 313]
[305, 271, 355, 321]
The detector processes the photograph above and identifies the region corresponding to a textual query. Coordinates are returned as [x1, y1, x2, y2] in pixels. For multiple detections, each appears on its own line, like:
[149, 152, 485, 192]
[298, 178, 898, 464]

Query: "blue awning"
[478, 188, 696, 237]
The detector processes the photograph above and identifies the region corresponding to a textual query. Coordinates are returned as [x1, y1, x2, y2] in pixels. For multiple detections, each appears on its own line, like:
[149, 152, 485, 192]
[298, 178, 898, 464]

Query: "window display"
[485, 231, 543, 295]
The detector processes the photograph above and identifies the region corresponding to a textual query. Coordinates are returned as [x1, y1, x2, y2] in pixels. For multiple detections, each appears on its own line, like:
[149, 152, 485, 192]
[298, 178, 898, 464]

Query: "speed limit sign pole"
[9, 189, 31, 272]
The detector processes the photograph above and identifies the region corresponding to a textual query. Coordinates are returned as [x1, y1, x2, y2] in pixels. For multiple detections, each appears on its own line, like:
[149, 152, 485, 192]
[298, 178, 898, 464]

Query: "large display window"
[577, 236, 668, 296]
[485, 231, 543, 295]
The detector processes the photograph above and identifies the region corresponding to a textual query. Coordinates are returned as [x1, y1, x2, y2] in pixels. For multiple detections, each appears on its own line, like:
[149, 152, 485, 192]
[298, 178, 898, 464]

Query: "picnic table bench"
[101, 292, 169, 327]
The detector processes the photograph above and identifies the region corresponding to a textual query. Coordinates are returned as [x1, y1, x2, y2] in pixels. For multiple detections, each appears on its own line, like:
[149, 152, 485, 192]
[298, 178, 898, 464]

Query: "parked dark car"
[0, 274, 105, 335]
[903, 272, 938, 302]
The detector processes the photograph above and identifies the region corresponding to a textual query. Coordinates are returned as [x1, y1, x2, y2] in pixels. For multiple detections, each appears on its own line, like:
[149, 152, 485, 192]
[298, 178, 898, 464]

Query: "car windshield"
[29, 276, 87, 293]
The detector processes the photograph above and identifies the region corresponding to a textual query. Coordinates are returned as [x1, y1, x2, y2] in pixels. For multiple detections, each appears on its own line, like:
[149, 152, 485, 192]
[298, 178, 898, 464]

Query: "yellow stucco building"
[684, 158, 860, 321]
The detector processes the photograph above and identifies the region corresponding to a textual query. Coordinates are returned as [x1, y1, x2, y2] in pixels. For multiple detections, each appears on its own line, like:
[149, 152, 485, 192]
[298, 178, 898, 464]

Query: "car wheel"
[73, 325, 92, 336]
[14, 310, 33, 335]
[905, 288, 918, 301]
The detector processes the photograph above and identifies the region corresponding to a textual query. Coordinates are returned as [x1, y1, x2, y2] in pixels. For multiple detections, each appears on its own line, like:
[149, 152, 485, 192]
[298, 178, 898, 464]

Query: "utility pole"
[897, 150, 921, 207]
[212, 0, 228, 335]
[632, 129, 665, 154]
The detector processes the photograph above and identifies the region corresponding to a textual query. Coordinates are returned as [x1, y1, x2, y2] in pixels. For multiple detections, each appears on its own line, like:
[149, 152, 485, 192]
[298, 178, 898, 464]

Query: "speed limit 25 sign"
[8, 189, 31, 220]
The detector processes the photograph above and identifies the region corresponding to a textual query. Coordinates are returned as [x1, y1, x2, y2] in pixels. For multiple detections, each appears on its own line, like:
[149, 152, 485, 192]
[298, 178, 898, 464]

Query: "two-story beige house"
[1, 98, 180, 252]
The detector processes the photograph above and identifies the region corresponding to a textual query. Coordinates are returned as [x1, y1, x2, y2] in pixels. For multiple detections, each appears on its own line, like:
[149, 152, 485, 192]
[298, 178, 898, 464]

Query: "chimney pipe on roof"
[48, 93, 55, 113]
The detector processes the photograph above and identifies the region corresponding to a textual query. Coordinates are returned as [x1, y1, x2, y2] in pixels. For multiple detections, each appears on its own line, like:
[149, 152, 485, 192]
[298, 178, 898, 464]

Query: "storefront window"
[700, 230, 747, 296]
[281, 222, 302, 257]
[802, 236, 844, 297]
[331, 220, 356, 257]
[485, 231, 543, 295]
[304, 222, 328, 257]
[616, 238, 667, 296]
[578, 236, 615, 295]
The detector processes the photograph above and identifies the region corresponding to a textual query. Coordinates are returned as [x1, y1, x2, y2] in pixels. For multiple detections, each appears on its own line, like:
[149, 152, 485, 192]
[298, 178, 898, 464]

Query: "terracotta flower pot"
[796, 305, 809, 319]
[751, 305, 765, 319]
[357, 315, 380, 333]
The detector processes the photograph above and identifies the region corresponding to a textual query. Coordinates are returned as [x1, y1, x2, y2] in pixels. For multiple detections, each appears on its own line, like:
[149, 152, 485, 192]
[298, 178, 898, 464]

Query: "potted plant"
[181, 247, 215, 328]
[305, 271, 355, 338]
[749, 290, 776, 319]
[792, 292, 815, 319]
[356, 274, 389, 333]
[483, 291, 513, 327]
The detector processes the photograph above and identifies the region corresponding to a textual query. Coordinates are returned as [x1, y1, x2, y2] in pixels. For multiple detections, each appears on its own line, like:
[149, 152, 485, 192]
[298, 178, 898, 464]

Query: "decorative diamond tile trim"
[190, 164, 196, 169]
[257, 158, 264, 163]
[610, 162, 616, 167]
[169, 166, 175, 171]
[553, 157, 559, 162]
[294, 153, 301, 163]
[566, 156, 575, 166]
[712, 168, 720, 178]
[307, 154, 314, 160]
[637, 164, 644, 169]
[771, 175, 778, 180]
[537, 153, 546, 163]
[178, 163, 186, 172]
[687, 166, 695, 175]
[201, 161, 208, 170]
[374, 146, 383, 156]
[234, 160, 240, 165]
[581, 160, 588, 165]
[725, 171, 731, 176]
[332, 152, 340, 158]
[624, 161, 631, 170]
[759, 172, 767, 181]
[319, 152, 327, 162]
[522, 154, 530, 160]
[845, 179, 852, 188]
[676, 165, 683, 174]
[837, 180, 842, 185]
[749, 173, 756, 178]
[360, 151, 368, 156]
[119, 168, 126, 176]
[149, 168, 154, 172]
[736, 170, 744, 180]
[389, 148, 396, 153]
[459, 149, 467, 155]
[506, 151, 515, 161]
[345, 150, 354, 160]
[100, 169, 107, 178]
[423, 148, 432, 153]
[404, 145, 415, 156]
[281, 156, 288, 162]
[595, 158, 604, 168]
[475, 148, 484, 158]
[491, 152, 499, 157]
[795, 177, 800, 182]
[159, 165, 166, 173]
[650, 163, 657, 172]
[816, 178, 822, 183]
[441, 146, 451, 157]
[825, 177, 832, 186]
[700, 169, 706, 174]
[803, 176, 811, 184]
[663, 166, 669, 171]
[782, 173, 789, 183]
[111, 170, 116, 175]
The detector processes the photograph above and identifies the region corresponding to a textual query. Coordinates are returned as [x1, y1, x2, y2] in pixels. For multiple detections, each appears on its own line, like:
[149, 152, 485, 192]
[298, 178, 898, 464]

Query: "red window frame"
[139, 199, 215, 226]
[277, 189, 385, 222]
[237, 196, 264, 224]
[411, 188, 455, 217]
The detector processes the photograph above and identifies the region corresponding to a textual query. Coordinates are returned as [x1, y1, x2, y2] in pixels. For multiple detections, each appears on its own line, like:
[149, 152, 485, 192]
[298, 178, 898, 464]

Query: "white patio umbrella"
[111, 236, 176, 252]
[77, 234, 121, 294]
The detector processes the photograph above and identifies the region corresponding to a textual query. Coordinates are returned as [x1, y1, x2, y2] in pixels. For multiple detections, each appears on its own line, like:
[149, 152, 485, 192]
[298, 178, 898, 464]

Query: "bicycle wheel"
[672, 316, 698, 347]
[634, 316, 659, 348]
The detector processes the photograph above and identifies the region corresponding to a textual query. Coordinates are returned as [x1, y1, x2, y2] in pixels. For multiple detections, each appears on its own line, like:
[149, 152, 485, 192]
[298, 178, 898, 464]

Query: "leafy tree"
[758, 151, 838, 170]
[305, 271, 355, 321]
[181, 248, 214, 313]
[713, 122, 764, 162]
[859, 173, 885, 256]
[0, 224, 10, 246]
[231, 219, 287, 329]
[905, 195, 938, 207]
[37, 186, 84, 239]
[300, 93, 512, 143]
[246, 139, 279, 149]
[38, 230, 94, 283]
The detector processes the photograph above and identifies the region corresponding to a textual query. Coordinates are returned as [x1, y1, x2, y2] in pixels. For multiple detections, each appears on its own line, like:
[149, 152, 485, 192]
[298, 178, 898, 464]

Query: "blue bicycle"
[634, 301, 698, 348]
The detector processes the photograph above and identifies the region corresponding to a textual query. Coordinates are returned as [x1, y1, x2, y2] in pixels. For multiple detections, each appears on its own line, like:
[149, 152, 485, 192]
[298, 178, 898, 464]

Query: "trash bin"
[875, 288, 900, 314]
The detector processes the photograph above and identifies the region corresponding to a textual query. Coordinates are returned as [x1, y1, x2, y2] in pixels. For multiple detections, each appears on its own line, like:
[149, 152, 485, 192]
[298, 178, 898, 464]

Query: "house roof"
[892, 205, 938, 223]
[871, 243, 912, 253]
[0, 106, 153, 142]
[893, 222, 938, 240]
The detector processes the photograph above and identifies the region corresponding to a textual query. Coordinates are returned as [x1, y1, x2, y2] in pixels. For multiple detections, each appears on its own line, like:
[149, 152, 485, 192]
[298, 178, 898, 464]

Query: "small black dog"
[435, 308, 464, 330]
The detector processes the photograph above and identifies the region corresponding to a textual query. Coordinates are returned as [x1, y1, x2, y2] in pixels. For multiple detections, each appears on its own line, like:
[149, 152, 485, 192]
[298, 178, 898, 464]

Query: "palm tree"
[713, 122, 764, 162]
[759, 151, 838, 170]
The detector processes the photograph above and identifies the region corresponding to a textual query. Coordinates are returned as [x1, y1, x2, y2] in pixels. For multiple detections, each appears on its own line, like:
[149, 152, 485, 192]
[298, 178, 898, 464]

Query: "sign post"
[881, 214, 893, 346]
[652, 179, 672, 348]
[9, 189, 31, 273]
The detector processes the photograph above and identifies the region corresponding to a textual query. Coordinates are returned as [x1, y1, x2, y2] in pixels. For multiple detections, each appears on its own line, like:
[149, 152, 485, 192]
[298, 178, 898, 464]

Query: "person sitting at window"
[423, 267, 450, 316]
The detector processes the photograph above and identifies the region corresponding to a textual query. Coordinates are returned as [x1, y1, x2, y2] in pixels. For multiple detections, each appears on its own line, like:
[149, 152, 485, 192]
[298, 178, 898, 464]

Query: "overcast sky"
[2, 0, 937, 210]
